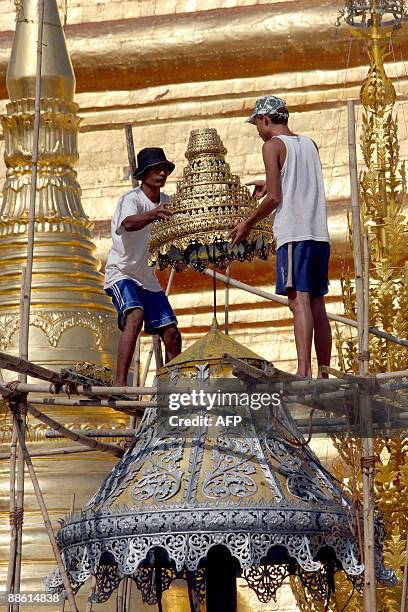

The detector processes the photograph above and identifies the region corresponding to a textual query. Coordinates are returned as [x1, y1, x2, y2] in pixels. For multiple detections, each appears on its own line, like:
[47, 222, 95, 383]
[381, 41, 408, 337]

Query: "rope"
[64, 381, 80, 399]
[5, 381, 28, 415]
[9, 507, 24, 526]
[360, 455, 376, 470]
[281, 405, 316, 448]
[357, 350, 370, 362]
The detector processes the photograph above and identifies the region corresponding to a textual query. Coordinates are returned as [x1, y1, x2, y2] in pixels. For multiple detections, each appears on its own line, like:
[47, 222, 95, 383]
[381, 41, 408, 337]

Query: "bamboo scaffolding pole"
[3, 356, 17, 611]
[69, 494, 75, 516]
[0, 351, 74, 386]
[224, 265, 230, 335]
[30, 396, 150, 410]
[11, 269, 29, 611]
[125, 124, 138, 189]
[1, 372, 407, 398]
[361, 230, 376, 612]
[141, 267, 175, 383]
[125, 578, 132, 611]
[348, 101, 365, 364]
[5, 426, 17, 612]
[130, 335, 141, 429]
[141, 345, 154, 385]
[401, 530, 408, 612]
[8, 381, 158, 394]
[363, 231, 370, 373]
[203, 269, 408, 348]
[153, 335, 164, 370]
[116, 579, 125, 612]
[0, 352, 365, 392]
[376, 369, 408, 380]
[0, 447, 110, 461]
[0, 376, 383, 395]
[11, 413, 79, 612]
[125, 123, 140, 430]
[85, 576, 97, 612]
[45, 428, 137, 439]
[25, 403, 124, 458]
[348, 100, 376, 611]
[1, 359, 407, 402]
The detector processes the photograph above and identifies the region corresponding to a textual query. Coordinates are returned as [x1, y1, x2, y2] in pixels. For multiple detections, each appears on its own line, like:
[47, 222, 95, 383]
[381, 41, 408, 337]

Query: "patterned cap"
[246, 95, 288, 124]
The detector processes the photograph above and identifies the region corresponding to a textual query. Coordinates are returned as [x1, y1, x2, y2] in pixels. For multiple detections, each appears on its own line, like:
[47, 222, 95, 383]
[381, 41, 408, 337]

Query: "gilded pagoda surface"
[0, 0, 408, 610]
[149, 128, 274, 271]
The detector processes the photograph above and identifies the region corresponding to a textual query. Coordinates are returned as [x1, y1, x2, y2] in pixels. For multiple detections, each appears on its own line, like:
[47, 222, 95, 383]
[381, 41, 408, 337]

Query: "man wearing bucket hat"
[229, 95, 331, 379]
[104, 147, 181, 385]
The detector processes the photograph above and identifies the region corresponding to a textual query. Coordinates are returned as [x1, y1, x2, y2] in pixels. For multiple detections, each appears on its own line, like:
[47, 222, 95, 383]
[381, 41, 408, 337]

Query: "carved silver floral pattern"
[132, 437, 184, 502]
[203, 436, 257, 499]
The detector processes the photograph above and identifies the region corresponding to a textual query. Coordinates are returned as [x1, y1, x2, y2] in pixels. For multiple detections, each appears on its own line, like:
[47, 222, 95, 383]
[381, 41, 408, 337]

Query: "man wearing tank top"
[229, 95, 331, 379]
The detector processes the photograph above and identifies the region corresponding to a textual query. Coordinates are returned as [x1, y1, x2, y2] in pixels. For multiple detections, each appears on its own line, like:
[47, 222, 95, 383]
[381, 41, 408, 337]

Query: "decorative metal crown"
[149, 128, 275, 272]
[338, 0, 408, 28]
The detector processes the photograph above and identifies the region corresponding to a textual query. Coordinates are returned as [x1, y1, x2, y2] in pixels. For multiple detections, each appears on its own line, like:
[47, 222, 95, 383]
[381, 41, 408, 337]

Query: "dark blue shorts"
[105, 279, 177, 334]
[275, 240, 330, 296]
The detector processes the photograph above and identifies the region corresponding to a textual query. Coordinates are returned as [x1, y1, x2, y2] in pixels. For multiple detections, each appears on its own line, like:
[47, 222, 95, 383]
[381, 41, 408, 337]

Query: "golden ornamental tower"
[321, 1, 408, 611]
[0, 0, 127, 604]
[0, 0, 117, 367]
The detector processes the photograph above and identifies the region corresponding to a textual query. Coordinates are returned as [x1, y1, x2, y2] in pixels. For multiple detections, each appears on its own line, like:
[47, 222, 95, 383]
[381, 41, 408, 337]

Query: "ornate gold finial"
[149, 127, 274, 272]
[7, 0, 75, 102]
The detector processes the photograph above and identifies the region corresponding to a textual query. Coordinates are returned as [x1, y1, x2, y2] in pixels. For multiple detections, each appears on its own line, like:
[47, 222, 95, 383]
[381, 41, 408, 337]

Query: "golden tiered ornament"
[149, 128, 274, 272]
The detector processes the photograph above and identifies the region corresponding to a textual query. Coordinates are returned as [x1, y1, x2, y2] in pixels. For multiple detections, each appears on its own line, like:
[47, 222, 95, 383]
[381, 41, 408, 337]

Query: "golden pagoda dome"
[160, 317, 265, 377]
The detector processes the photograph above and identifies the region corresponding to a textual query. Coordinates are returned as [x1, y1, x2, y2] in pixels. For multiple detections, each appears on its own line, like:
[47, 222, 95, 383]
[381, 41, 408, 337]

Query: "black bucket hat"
[133, 147, 175, 179]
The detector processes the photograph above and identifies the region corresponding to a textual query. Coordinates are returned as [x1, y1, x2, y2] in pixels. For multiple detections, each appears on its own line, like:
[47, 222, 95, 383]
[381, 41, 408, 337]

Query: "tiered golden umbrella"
[149, 128, 274, 272]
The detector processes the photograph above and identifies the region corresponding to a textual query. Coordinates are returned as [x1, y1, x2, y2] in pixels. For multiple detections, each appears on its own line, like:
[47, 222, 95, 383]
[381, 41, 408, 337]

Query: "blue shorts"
[275, 240, 330, 297]
[105, 279, 177, 334]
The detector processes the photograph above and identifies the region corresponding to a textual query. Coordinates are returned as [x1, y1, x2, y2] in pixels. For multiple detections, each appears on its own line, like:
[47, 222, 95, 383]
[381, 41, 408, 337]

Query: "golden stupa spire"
[0, 4, 126, 603]
[0, 0, 117, 367]
[7, 0, 75, 102]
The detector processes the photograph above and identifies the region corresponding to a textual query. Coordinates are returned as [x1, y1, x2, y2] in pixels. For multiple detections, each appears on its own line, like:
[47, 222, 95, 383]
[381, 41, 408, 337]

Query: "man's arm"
[229, 140, 282, 245]
[246, 140, 282, 224]
[121, 204, 171, 232]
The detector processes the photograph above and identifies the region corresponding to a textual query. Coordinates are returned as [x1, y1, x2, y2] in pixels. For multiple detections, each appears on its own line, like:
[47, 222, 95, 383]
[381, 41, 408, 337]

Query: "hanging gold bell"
[149, 127, 275, 271]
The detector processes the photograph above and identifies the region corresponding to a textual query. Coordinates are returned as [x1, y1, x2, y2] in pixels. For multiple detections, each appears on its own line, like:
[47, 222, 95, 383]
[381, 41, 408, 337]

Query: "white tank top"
[272, 134, 330, 249]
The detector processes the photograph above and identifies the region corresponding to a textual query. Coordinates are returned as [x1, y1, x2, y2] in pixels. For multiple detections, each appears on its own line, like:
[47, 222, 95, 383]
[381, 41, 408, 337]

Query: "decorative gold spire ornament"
[0, 0, 117, 367]
[149, 128, 274, 272]
[317, 2, 408, 610]
[336, 0, 408, 377]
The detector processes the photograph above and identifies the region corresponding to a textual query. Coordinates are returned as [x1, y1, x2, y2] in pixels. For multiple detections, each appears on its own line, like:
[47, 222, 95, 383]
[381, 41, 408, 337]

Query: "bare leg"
[159, 324, 182, 363]
[310, 296, 332, 378]
[287, 290, 313, 378]
[115, 308, 144, 386]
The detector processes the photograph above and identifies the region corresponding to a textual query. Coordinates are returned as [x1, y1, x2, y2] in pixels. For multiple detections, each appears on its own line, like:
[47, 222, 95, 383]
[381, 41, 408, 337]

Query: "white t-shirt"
[104, 187, 170, 291]
[272, 135, 330, 250]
